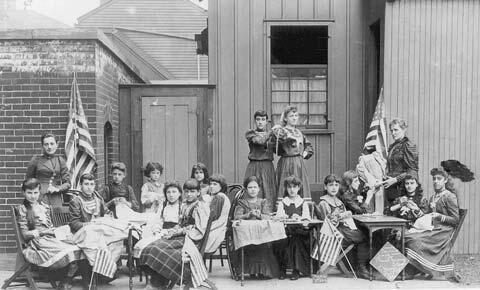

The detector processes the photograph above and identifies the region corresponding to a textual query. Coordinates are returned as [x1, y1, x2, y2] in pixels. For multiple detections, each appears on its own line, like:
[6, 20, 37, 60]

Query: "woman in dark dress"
[272, 106, 314, 202]
[26, 133, 71, 207]
[233, 176, 279, 279]
[244, 110, 277, 207]
[405, 168, 459, 280]
[383, 118, 419, 209]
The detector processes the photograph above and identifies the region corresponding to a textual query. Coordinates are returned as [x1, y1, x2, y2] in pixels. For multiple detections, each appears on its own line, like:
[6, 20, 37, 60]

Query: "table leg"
[310, 229, 313, 277]
[369, 228, 373, 281]
[241, 247, 244, 286]
[401, 226, 405, 281]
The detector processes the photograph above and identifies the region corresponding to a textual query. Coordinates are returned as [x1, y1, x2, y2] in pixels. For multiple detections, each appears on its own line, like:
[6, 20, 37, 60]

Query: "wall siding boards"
[384, 0, 480, 254]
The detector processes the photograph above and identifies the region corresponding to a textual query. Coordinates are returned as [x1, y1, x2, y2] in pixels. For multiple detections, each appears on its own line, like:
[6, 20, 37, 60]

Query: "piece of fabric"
[232, 220, 286, 250]
[141, 181, 165, 213]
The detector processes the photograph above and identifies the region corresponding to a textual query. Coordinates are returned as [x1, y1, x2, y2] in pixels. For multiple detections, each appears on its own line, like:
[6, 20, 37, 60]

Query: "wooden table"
[352, 215, 408, 281]
[232, 219, 323, 286]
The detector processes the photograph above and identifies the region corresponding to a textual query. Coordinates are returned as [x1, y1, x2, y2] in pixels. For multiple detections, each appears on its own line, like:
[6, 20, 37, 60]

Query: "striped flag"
[65, 76, 96, 189]
[312, 218, 343, 266]
[364, 87, 388, 159]
[92, 248, 117, 278]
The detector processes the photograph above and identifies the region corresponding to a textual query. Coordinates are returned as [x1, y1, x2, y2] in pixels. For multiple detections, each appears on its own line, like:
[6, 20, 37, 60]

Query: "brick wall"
[0, 39, 141, 252]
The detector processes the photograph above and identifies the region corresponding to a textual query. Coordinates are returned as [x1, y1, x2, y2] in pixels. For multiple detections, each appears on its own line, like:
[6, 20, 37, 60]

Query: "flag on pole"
[65, 75, 96, 189]
[92, 248, 116, 278]
[363, 87, 388, 159]
[312, 218, 344, 266]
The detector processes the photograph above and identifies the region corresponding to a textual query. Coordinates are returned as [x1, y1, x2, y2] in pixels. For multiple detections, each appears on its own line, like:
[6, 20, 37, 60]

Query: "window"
[270, 25, 328, 128]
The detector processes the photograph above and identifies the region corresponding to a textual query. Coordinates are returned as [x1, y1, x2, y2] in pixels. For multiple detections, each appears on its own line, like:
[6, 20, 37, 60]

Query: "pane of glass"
[290, 78, 308, 91]
[272, 102, 289, 115]
[310, 91, 327, 102]
[309, 102, 327, 114]
[291, 103, 308, 115]
[272, 114, 281, 125]
[298, 114, 308, 126]
[290, 91, 307, 102]
[309, 115, 327, 125]
[309, 78, 327, 90]
[272, 91, 289, 103]
[272, 78, 289, 90]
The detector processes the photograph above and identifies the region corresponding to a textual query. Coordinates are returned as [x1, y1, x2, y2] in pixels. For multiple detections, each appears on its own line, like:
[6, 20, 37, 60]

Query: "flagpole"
[73, 71, 77, 189]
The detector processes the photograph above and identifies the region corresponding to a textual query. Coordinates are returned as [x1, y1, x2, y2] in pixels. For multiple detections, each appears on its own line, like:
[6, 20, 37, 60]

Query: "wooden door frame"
[119, 83, 215, 194]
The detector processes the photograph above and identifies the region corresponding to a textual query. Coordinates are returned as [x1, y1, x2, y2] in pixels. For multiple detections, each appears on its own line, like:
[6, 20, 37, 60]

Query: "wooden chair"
[206, 184, 244, 272]
[50, 206, 71, 227]
[2, 206, 58, 290]
[450, 208, 467, 248]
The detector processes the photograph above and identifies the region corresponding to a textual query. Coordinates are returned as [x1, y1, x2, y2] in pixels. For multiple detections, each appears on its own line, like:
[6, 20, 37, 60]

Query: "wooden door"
[142, 96, 197, 182]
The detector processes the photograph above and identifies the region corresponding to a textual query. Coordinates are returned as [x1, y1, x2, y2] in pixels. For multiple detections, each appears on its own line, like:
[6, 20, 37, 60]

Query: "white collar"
[282, 195, 304, 207]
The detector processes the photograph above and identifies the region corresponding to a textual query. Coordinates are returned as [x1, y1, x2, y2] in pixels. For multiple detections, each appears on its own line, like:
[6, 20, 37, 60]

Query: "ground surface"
[1, 253, 479, 289]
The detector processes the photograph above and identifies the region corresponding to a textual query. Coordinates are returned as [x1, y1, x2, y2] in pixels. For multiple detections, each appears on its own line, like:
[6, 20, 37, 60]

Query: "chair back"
[198, 215, 214, 256]
[50, 206, 71, 227]
[450, 208, 467, 247]
[226, 184, 244, 225]
[10, 205, 28, 271]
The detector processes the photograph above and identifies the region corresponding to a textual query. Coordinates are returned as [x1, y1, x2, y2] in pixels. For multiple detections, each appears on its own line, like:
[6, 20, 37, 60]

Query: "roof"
[76, 0, 207, 38]
[0, 28, 169, 83]
[0, 10, 70, 30]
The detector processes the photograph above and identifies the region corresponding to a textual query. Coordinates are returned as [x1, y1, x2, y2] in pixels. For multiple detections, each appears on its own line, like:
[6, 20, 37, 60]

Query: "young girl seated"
[233, 176, 279, 279]
[315, 174, 369, 280]
[104, 162, 139, 215]
[274, 175, 311, 280]
[206, 174, 231, 253]
[141, 162, 165, 213]
[340, 170, 373, 214]
[160, 181, 182, 229]
[139, 179, 211, 289]
[18, 178, 82, 290]
[388, 174, 428, 226]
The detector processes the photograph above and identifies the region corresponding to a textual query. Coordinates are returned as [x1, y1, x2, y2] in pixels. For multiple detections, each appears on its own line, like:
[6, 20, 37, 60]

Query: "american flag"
[92, 248, 117, 278]
[65, 76, 96, 189]
[312, 218, 343, 266]
[364, 87, 388, 159]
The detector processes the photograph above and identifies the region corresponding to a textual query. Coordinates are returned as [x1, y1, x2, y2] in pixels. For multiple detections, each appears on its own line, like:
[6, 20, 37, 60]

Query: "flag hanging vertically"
[65, 76, 96, 189]
[92, 248, 116, 278]
[312, 218, 344, 266]
[363, 87, 388, 159]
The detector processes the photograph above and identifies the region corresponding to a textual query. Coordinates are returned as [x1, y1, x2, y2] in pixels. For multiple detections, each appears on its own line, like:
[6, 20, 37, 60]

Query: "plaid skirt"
[139, 236, 190, 283]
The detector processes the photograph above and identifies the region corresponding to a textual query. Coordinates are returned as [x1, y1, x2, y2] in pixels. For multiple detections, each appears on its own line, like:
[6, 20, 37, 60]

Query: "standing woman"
[383, 118, 419, 209]
[244, 110, 277, 207]
[26, 133, 71, 207]
[272, 106, 314, 201]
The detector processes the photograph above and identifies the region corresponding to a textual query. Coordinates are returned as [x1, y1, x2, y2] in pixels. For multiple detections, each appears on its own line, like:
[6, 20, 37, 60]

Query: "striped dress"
[17, 202, 83, 269]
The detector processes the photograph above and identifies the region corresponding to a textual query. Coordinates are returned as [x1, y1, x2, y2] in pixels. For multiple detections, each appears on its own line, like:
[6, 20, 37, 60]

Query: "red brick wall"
[0, 39, 141, 252]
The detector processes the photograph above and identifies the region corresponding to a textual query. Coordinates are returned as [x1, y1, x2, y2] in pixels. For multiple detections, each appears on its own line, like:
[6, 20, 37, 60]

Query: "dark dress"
[340, 189, 373, 215]
[26, 154, 71, 207]
[274, 196, 311, 275]
[233, 198, 279, 277]
[387, 192, 428, 227]
[385, 137, 419, 205]
[405, 190, 459, 278]
[272, 126, 314, 201]
[68, 191, 106, 234]
[244, 129, 277, 207]
[103, 182, 140, 215]
[315, 195, 369, 266]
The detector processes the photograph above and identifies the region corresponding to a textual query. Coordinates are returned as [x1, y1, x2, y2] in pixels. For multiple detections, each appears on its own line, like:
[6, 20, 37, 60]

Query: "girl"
[233, 176, 279, 279]
[340, 170, 373, 215]
[271, 106, 314, 202]
[206, 174, 231, 253]
[388, 174, 428, 225]
[275, 175, 311, 280]
[140, 179, 211, 289]
[25, 133, 71, 207]
[104, 162, 139, 215]
[315, 174, 369, 280]
[160, 181, 183, 229]
[141, 162, 165, 213]
[191, 162, 210, 186]
[404, 168, 460, 281]
[244, 110, 277, 208]
[19, 178, 82, 290]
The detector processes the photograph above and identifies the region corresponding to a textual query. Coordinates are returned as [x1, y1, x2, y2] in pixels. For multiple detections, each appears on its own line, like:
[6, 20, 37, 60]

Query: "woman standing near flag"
[383, 119, 419, 208]
[26, 133, 71, 207]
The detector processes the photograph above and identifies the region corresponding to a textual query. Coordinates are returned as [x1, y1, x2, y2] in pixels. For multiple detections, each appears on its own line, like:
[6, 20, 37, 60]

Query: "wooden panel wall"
[384, 0, 480, 254]
[209, 0, 379, 189]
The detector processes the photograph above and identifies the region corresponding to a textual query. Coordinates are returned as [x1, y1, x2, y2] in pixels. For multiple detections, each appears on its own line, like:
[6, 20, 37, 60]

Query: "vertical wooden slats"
[384, 0, 480, 254]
